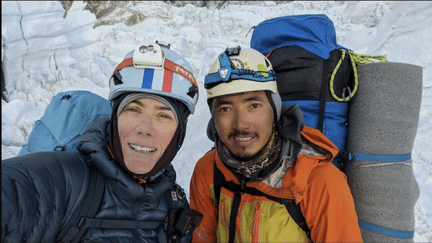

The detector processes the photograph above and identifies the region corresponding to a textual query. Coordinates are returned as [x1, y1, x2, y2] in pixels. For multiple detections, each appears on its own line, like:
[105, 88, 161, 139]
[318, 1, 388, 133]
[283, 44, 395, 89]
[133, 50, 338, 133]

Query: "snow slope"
[2, 1, 431, 241]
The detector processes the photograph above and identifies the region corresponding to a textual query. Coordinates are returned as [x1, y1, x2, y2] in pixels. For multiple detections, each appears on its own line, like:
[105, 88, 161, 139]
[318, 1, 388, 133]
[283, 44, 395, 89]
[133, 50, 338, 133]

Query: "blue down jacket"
[2, 118, 190, 242]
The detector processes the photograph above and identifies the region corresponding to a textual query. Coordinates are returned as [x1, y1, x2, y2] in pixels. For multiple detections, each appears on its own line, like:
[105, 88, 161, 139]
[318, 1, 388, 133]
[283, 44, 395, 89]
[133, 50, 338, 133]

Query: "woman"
[2, 43, 199, 242]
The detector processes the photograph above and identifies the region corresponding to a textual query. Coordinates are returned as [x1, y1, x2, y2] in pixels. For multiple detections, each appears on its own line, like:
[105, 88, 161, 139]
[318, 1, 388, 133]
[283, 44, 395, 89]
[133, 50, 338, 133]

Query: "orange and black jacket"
[190, 126, 363, 242]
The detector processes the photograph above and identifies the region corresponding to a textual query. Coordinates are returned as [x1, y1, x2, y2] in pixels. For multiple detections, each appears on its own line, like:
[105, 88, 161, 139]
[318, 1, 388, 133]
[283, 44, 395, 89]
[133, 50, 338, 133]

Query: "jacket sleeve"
[189, 152, 219, 243]
[300, 162, 363, 242]
[1, 152, 89, 242]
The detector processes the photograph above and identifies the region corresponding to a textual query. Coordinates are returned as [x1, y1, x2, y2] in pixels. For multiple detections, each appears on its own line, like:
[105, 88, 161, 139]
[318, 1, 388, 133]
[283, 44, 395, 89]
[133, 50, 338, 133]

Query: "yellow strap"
[329, 49, 387, 102]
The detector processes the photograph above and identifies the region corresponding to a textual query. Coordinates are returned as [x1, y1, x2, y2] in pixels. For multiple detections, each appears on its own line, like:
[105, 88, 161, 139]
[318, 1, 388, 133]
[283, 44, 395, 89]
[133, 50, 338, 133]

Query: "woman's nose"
[135, 114, 156, 136]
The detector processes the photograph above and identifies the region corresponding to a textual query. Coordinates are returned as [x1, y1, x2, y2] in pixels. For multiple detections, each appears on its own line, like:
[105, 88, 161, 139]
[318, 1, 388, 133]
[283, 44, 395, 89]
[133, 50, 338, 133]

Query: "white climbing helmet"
[204, 46, 281, 119]
[109, 42, 199, 114]
[205, 46, 277, 99]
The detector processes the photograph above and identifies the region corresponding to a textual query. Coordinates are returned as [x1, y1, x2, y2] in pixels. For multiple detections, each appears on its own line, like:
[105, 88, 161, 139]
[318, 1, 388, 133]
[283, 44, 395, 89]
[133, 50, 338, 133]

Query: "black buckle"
[54, 146, 65, 151]
[155, 40, 171, 49]
[61, 94, 71, 100]
[113, 70, 123, 85]
[77, 217, 87, 228]
[172, 209, 203, 238]
[225, 46, 241, 56]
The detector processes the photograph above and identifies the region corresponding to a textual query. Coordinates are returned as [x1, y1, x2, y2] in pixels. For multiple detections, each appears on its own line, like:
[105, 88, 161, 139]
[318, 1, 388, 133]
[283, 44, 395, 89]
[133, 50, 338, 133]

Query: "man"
[2, 43, 200, 242]
[189, 47, 362, 242]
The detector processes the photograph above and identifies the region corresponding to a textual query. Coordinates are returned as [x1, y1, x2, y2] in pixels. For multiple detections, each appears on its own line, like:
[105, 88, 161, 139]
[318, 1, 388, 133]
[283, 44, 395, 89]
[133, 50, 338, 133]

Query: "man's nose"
[232, 109, 251, 130]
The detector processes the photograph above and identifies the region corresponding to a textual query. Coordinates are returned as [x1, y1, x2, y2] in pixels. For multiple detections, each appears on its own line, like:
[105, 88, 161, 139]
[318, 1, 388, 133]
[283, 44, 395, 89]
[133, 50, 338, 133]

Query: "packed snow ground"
[2, 1, 432, 241]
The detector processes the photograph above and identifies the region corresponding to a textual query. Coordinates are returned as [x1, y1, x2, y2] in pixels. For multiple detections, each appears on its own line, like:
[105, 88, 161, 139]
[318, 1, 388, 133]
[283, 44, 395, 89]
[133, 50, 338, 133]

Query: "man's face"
[213, 91, 274, 159]
[118, 97, 177, 174]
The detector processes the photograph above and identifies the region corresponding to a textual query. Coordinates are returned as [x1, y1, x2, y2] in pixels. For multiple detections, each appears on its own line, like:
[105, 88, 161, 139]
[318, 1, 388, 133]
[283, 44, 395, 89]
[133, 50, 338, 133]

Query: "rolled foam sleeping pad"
[343, 62, 422, 242]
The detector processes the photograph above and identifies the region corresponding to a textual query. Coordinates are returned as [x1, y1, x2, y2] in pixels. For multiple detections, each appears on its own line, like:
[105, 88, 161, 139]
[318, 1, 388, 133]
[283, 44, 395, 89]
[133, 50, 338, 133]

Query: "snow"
[2, 1, 431, 240]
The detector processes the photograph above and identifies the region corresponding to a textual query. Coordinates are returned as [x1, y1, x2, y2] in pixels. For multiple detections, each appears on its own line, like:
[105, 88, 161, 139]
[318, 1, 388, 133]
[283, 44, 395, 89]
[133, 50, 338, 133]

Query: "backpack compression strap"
[317, 59, 329, 132]
[213, 163, 312, 242]
[56, 163, 105, 243]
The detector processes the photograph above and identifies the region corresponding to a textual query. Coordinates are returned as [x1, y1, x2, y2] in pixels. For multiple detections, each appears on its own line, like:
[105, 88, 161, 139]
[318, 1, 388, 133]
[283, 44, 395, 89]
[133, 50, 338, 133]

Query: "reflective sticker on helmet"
[230, 58, 244, 69]
[141, 68, 173, 93]
[142, 69, 155, 89]
[244, 61, 250, 70]
[162, 69, 173, 93]
[257, 64, 269, 77]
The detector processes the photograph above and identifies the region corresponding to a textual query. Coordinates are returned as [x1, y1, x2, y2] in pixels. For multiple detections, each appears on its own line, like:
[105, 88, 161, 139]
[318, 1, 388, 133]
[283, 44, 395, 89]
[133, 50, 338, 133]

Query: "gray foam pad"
[346, 62, 422, 154]
[360, 228, 414, 243]
[344, 159, 420, 235]
[343, 62, 422, 242]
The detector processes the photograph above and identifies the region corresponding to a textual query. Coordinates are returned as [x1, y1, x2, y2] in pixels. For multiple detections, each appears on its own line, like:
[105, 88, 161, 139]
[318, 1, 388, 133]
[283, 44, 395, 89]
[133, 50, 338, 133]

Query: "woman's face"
[117, 97, 178, 174]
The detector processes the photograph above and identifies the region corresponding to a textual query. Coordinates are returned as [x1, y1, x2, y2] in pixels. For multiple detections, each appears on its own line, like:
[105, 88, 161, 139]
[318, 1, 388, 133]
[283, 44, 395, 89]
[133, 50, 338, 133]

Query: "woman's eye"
[124, 106, 139, 113]
[159, 113, 174, 120]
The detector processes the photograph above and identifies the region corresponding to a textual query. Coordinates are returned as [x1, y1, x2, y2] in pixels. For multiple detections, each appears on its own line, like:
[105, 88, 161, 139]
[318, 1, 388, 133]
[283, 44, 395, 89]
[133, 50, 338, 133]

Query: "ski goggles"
[204, 51, 276, 89]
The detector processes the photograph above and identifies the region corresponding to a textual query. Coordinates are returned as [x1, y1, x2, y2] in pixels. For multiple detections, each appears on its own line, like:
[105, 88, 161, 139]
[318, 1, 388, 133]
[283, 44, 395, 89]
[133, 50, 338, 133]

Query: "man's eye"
[219, 107, 230, 112]
[251, 103, 261, 109]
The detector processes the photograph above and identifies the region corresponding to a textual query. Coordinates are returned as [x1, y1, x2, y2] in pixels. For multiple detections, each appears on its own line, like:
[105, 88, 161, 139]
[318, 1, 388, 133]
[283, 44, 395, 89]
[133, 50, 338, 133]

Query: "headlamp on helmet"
[204, 46, 278, 100]
[204, 46, 282, 121]
[133, 44, 164, 69]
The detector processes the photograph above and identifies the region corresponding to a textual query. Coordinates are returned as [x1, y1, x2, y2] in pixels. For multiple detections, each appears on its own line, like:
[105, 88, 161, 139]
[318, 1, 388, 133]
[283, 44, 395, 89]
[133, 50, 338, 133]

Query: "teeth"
[130, 144, 156, 153]
[234, 137, 252, 142]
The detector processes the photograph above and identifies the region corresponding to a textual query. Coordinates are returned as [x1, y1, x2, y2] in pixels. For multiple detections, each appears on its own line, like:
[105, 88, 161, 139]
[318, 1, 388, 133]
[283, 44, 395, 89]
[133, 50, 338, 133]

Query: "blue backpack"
[250, 14, 386, 168]
[18, 90, 112, 156]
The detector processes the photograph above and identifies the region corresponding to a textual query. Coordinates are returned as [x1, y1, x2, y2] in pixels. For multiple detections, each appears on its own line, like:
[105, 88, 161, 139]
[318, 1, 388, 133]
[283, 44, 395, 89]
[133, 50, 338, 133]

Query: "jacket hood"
[76, 117, 177, 201]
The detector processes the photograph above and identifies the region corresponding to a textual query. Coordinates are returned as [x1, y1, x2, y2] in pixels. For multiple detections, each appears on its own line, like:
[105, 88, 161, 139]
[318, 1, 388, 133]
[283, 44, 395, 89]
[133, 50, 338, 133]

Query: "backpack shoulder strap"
[56, 158, 105, 243]
[213, 164, 312, 241]
[213, 162, 225, 207]
[284, 202, 312, 241]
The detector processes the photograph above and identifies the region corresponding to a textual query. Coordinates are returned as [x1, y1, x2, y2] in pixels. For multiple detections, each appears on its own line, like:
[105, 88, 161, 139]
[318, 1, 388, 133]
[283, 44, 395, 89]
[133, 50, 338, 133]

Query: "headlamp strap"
[113, 58, 133, 74]
[164, 59, 198, 88]
[204, 69, 276, 89]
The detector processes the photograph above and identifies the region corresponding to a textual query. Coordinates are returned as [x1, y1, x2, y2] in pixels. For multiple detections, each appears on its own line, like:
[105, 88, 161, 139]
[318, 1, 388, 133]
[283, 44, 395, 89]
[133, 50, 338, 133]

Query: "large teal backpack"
[18, 90, 112, 156]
